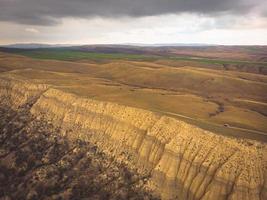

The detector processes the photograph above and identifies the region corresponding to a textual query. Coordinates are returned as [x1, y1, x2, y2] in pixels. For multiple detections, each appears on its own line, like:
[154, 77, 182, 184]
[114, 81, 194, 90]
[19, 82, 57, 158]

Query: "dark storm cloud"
[0, 0, 264, 25]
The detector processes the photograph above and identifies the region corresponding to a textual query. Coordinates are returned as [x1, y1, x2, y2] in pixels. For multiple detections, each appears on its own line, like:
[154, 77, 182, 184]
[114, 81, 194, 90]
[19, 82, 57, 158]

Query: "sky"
[0, 0, 267, 45]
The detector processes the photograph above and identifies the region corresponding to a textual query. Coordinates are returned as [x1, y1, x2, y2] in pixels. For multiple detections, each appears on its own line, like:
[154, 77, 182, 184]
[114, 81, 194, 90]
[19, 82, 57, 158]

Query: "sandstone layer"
[0, 76, 266, 200]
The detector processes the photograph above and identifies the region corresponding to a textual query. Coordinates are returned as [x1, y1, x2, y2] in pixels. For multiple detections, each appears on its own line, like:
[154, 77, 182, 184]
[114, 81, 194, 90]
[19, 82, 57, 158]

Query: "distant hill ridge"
[0, 43, 215, 49]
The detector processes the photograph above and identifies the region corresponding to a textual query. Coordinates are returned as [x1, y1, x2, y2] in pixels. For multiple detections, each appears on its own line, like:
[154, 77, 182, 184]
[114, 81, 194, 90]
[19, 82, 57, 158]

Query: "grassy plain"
[0, 49, 266, 141]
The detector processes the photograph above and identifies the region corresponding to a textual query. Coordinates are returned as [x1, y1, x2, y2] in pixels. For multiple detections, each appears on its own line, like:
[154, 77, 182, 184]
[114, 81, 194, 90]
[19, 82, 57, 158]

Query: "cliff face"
[0, 76, 48, 108]
[0, 76, 266, 200]
[0, 105, 157, 200]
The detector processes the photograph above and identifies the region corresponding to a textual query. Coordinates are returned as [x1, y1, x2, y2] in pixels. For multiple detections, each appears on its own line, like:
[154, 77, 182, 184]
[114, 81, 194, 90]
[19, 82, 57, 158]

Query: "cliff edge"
[0, 76, 266, 200]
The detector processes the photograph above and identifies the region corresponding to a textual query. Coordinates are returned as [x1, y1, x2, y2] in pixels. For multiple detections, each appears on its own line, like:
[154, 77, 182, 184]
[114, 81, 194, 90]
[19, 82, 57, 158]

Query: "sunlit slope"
[0, 52, 266, 137]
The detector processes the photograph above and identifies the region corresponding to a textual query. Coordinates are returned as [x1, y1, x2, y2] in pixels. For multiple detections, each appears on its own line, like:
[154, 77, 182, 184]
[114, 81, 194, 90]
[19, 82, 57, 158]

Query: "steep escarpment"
[0, 105, 158, 200]
[0, 75, 48, 108]
[0, 76, 266, 200]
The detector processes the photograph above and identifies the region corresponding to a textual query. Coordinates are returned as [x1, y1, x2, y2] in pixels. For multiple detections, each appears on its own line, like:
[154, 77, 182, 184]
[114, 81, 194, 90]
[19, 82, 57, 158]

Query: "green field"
[5, 48, 267, 66]
[15, 49, 161, 61]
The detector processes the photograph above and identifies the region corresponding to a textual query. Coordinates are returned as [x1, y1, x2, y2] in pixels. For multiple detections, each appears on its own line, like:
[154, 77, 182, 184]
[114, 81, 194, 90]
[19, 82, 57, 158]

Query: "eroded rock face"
[0, 106, 158, 200]
[0, 76, 48, 108]
[0, 76, 266, 200]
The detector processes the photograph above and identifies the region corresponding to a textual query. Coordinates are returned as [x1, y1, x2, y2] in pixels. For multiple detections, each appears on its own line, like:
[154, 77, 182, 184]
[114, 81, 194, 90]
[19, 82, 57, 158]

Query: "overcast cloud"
[0, 0, 266, 45]
[0, 0, 266, 25]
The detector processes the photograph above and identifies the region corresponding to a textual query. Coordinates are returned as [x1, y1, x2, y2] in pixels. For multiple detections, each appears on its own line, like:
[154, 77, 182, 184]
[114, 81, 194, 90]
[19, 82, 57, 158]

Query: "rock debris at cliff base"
[0, 106, 158, 200]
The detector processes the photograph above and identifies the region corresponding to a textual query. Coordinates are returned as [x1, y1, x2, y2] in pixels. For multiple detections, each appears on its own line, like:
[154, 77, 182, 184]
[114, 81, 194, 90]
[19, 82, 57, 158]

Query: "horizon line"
[1, 42, 267, 47]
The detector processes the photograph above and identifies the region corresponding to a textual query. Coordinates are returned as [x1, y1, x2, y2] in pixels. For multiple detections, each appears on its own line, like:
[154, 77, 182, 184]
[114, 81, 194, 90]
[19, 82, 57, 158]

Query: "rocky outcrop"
[0, 76, 266, 200]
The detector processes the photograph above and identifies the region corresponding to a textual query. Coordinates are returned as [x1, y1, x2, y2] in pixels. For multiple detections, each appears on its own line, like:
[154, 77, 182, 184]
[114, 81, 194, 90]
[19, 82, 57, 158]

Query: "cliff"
[0, 75, 48, 108]
[0, 76, 266, 200]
